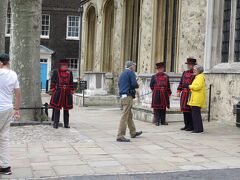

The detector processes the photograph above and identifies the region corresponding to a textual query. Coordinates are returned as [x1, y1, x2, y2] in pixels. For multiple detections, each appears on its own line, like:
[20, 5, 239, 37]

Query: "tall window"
[221, 0, 231, 62]
[41, 14, 50, 38]
[123, 0, 141, 67]
[5, 12, 11, 36]
[67, 16, 80, 40]
[68, 58, 79, 79]
[153, 0, 179, 72]
[235, 0, 240, 62]
[102, 0, 114, 72]
[86, 7, 96, 71]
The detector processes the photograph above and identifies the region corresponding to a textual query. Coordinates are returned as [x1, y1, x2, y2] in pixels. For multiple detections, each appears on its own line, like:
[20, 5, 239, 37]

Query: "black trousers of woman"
[154, 109, 167, 125]
[191, 106, 204, 132]
[53, 109, 69, 128]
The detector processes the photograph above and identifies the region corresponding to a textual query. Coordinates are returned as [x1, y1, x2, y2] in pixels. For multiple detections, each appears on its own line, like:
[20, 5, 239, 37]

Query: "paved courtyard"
[1, 99, 240, 179]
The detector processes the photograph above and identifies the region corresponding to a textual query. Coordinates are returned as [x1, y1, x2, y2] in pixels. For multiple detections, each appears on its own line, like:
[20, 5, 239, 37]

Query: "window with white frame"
[66, 16, 80, 40]
[41, 14, 50, 38]
[40, 59, 48, 63]
[68, 58, 79, 79]
[5, 12, 11, 36]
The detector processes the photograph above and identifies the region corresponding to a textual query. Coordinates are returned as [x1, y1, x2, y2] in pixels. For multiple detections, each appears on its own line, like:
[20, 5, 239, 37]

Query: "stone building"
[204, 0, 240, 123]
[79, 0, 207, 120]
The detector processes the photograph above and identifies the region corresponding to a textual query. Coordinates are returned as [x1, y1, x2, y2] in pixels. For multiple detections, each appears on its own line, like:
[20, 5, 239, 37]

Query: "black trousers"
[183, 112, 193, 129]
[154, 109, 166, 124]
[53, 109, 69, 127]
[191, 106, 204, 132]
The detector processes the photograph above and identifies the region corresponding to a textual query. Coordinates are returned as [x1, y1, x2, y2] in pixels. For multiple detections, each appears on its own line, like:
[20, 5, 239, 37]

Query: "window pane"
[221, 0, 231, 63]
[67, 58, 79, 79]
[67, 16, 80, 38]
[41, 14, 50, 37]
[235, 0, 240, 62]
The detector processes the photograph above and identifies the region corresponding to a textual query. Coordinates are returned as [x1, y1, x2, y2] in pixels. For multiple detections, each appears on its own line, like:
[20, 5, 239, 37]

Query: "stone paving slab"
[1, 100, 240, 179]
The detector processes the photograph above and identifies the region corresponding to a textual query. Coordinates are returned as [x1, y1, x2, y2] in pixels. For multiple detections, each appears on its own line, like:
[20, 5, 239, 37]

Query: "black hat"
[155, 62, 165, 68]
[58, 59, 69, 65]
[185, 57, 197, 65]
[0, 53, 10, 62]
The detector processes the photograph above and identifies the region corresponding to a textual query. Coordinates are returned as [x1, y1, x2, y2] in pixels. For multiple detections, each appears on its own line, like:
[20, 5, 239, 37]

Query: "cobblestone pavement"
[1, 96, 240, 179]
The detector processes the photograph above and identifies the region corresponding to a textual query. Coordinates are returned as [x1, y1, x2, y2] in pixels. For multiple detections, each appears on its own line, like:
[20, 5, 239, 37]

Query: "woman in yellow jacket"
[185, 65, 206, 133]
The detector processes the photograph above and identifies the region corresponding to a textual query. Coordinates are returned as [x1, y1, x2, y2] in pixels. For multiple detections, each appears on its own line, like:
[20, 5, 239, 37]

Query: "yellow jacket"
[188, 73, 207, 108]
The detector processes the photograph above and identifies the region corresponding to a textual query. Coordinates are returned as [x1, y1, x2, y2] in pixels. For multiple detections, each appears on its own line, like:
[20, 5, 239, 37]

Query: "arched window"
[102, 0, 114, 72]
[86, 6, 96, 71]
[123, 0, 141, 67]
[153, 0, 179, 72]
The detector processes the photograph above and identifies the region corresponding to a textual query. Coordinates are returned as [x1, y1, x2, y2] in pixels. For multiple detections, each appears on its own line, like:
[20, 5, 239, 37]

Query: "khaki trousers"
[117, 96, 136, 138]
[0, 108, 13, 168]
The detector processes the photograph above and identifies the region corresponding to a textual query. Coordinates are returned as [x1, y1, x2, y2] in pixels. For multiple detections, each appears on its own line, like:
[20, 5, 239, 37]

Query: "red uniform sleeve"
[177, 71, 185, 93]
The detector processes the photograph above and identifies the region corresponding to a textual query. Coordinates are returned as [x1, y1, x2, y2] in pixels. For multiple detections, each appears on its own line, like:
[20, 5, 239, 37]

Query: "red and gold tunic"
[177, 70, 195, 112]
[150, 73, 172, 109]
[50, 69, 74, 110]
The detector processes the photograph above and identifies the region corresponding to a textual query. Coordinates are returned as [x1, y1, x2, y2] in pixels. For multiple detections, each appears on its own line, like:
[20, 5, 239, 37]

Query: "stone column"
[138, 0, 154, 74]
[177, 0, 207, 73]
[204, 0, 214, 71]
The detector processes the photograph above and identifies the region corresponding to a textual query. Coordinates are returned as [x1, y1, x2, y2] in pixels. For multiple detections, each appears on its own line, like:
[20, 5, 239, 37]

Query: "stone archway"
[123, 0, 141, 67]
[86, 6, 96, 72]
[153, 0, 179, 72]
[102, 0, 114, 72]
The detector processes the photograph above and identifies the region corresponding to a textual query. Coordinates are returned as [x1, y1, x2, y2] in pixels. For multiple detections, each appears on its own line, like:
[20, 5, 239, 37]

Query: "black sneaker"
[64, 125, 70, 128]
[0, 167, 12, 175]
[131, 131, 143, 138]
[116, 137, 130, 142]
[180, 127, 187, 130]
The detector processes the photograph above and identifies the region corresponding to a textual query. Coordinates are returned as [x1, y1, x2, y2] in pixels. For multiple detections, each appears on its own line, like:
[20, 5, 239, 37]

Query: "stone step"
[132, 105, 208, 123]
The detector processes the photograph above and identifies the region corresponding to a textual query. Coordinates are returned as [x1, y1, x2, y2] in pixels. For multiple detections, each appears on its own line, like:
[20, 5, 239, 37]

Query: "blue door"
[40, 63, 48, 89]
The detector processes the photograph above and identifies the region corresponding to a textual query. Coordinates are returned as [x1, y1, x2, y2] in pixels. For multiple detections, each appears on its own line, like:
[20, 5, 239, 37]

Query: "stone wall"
[177, 0, 207, 73]
[81, 0, 207, 93]
[206, 74, 240, 123]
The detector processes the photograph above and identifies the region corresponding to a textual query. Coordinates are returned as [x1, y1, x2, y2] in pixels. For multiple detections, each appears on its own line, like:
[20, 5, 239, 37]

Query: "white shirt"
[0, 69, 20, 112]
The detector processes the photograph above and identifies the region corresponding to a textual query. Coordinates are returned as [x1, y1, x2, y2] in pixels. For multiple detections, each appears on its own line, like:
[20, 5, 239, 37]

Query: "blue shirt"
[118, 69, 139, 95]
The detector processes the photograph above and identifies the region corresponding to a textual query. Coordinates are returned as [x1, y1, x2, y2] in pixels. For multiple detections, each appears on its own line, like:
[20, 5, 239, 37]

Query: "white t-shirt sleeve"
[14, 79, 20, 89]
[13, 71, 20, 89]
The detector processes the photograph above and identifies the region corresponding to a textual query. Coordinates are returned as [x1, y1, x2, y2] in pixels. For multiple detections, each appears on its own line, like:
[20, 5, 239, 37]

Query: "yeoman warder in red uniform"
[150, 62, 172, 126]
[177, 57, 196, 131]
[50, 59, 74, 129]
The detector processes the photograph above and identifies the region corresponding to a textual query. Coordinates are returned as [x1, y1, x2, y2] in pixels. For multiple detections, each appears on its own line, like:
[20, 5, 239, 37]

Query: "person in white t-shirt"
[0, 53, 21, 175]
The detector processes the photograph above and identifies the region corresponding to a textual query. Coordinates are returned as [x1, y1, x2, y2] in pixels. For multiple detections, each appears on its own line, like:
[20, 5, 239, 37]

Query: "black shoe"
[180, 127, 187, 130]
[185, 128, 193, 131]
[161, 122, 168, 125]
[131, 131, 143, 138]
[53, 125, 58, 129]
[0, 167, 12, 175]
[156, 122, 160, 126]
[64, 125, 70, 128]
[116, 137, 130, 142]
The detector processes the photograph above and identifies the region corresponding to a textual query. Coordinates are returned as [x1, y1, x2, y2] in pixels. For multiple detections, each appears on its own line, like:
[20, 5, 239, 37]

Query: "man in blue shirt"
[117, 61, 142, 142]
